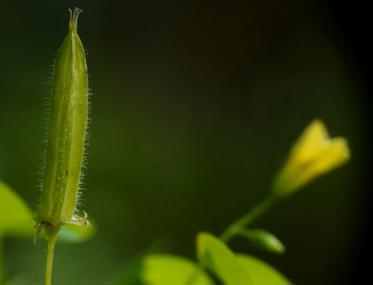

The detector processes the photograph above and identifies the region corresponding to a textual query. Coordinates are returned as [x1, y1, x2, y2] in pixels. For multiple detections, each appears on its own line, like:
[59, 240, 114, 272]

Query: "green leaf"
[141, 254, 212, 285]
[236, 254, 292, 285]
[238, 229, 285, 254]
[197, 232, 251, 284]
[117, 254, 212, 285]
[0, 181, 34, 237]
[58, 223, 95, 243]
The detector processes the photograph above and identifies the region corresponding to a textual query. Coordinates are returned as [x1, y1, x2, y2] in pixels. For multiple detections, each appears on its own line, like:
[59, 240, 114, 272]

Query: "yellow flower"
[273, 119, 350, 196]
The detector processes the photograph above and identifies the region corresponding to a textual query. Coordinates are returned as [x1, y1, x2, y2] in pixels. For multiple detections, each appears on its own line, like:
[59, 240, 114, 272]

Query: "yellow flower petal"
[290, 119, 328, 162]
[273, 120, 350, 196]
[306, 137, 350, 176]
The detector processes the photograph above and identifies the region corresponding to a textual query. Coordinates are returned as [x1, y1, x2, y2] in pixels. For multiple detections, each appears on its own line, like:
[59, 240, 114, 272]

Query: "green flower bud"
[36, 8, 89, 234]
[238, 229, 285, 254]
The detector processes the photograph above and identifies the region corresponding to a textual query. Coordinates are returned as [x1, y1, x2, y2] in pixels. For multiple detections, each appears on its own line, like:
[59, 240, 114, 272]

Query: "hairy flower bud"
[36, 8, 89, 234]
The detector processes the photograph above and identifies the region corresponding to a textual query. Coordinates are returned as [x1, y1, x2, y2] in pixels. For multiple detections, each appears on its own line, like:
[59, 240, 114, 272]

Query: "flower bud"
[238, 229, 285, 254]
[36, 8, 89, 233]
[273, 119, 350, 196]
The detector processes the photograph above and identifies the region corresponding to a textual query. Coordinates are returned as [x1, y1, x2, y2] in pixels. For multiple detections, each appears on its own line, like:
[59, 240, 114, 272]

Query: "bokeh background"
[0, 0, 371, 284]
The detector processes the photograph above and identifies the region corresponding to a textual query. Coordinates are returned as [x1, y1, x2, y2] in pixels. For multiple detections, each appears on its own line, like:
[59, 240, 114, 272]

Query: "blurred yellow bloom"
[273, 119, 350, 196]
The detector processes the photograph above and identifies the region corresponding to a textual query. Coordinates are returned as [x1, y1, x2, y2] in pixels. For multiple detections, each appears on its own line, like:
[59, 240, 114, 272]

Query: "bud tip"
[68, 7, 83, 32]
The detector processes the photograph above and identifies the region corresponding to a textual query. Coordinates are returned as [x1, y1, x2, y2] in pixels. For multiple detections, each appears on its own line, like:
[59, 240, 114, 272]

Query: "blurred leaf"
[0, 181, 33, 237]
[237, 254, 292, 285]
[58, 223, 95, 243]
[0, 180, 94, 243]
[141, 254, 212, 285]
[238, 229, 285, 254]
[197, 232, 251, 284]
[115, 254, 212, 285]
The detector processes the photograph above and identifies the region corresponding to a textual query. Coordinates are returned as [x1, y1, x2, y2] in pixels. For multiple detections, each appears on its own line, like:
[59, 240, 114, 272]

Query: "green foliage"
[115, 254, 211, 285]
[141, 254, 212, 285]
[237, 229, 285, 254]
[58, 223, 95, 243]
[0, 181, 33, 237]
[237, 254, 292, 285]
[195, 232, 291, 284]
[197, 232, 251, 284]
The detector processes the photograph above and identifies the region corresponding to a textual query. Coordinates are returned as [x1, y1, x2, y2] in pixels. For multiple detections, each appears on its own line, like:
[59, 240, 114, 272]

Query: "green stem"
[220, 195, 277, 242]
[0, 236, 4, 285]
[186, 194, 278, 284]
[45, 231, 58, 285]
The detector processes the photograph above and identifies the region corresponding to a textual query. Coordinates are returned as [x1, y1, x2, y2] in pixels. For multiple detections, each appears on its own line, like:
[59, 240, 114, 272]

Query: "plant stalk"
[185, 194, 278, 284]
[220, 194, 277, 242]
[45, 231, 58, 285]
[0, 236, 3, 285]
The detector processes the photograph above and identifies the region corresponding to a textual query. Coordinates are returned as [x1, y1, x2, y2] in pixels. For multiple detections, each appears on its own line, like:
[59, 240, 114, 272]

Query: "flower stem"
[0, 236, 4, 285]
[220, 195, 277, 242]
[186, 194, 278, 284]
[45, 231, 58, 285]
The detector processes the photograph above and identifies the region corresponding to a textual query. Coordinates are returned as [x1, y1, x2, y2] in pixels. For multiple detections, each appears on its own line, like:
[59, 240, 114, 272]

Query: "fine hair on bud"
[36, 7, 90, 238]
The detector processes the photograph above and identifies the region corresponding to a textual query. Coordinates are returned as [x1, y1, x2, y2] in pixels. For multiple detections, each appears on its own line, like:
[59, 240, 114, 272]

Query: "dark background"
[0, 0, 371, 284]
[327, 0, 372, 283]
